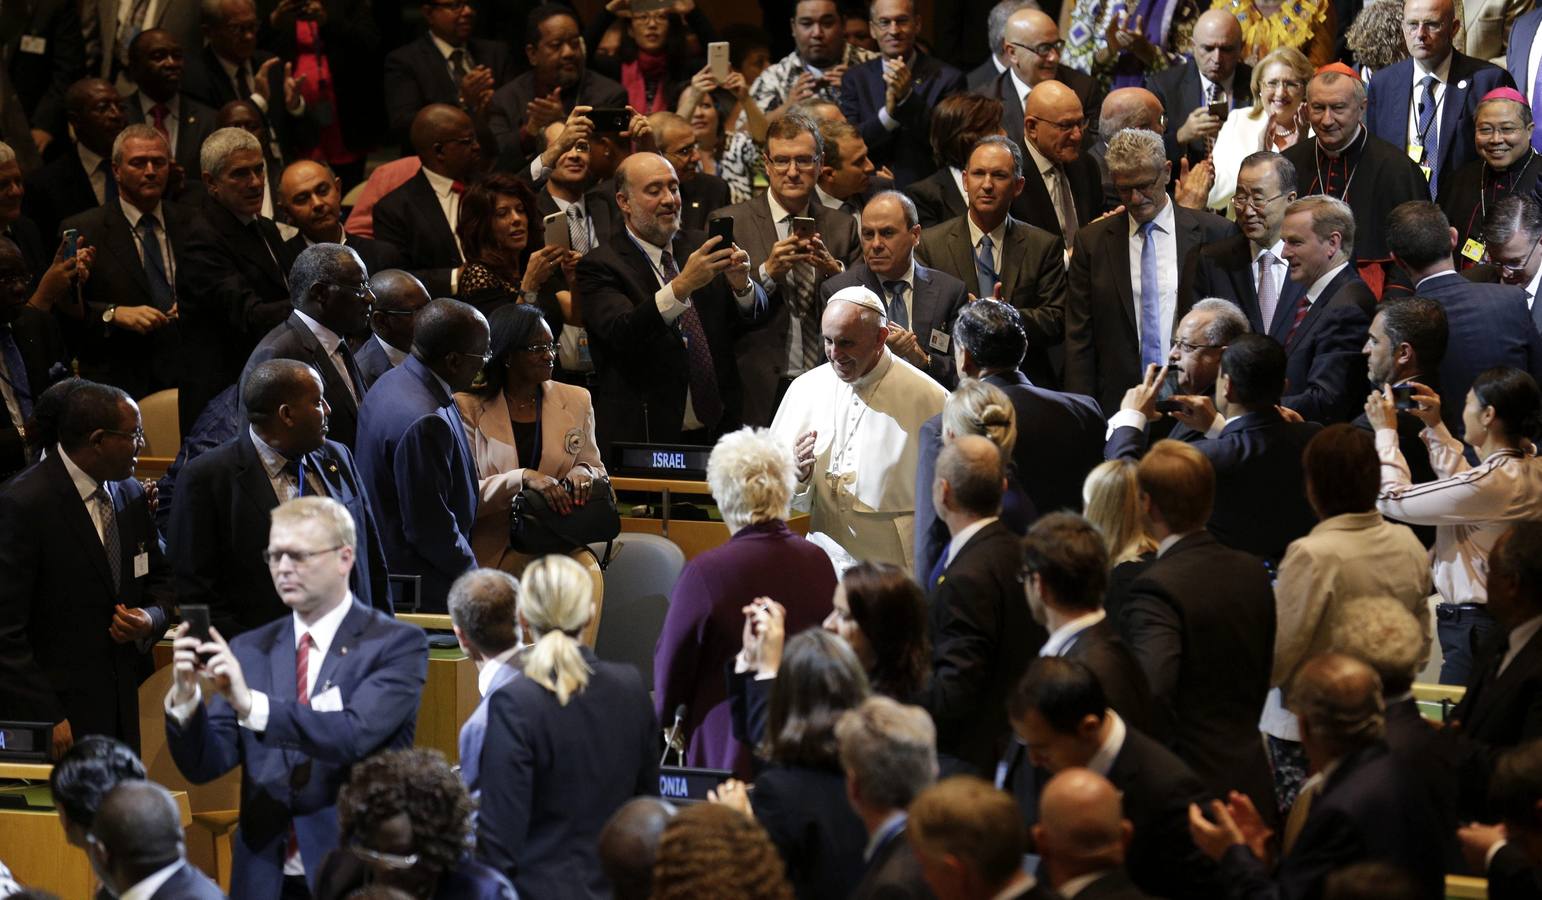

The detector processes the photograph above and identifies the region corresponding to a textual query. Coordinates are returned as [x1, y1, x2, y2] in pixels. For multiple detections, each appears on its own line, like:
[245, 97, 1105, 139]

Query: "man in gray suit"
[919, 135, 1066, 388]
[822, 191, 969, 387]
[713, 113, 860, 426]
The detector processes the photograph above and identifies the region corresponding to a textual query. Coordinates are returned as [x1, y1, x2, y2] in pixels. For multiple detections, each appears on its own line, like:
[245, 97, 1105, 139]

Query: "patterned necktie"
[280, 456, 305, 500]
[138, 215, 174, 310]
[334, 342, 364, 405]
[93, 486, 120, 593]
[1417, 74, 1440, 198]
[1284, 293, 1313, 347]
[449, 48, 469, 85]
[662, 250, 723, 427]
[784, 216, 821, 370]
[1138, 220, 1163, 368]
[976, 234, 997, 298]
[235, 63, 253, 100]
[1256, 250, 1279, 331]
[884, 281, 909, 329]
[566, 204, 592, 254]
[0, 327, 32, 424]
[1053, 166, 1079, 244]
[151, 104, 170, 141]
[296, 632, 314, 702]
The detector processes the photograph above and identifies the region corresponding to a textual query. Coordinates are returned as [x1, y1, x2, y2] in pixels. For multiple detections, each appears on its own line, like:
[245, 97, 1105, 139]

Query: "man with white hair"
[837, 695, 938, 899]
[771, 284, 948, 569]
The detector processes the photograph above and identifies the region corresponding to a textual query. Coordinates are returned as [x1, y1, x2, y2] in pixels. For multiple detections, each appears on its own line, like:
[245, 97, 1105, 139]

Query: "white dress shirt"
[59, 445, 112, 545]
[476, 645, 523, 696]
[420, 165, 465, 259]
[79, 143, 110, 206]
[118, 860, 184, 900]
[294, 308, 360, 404]
[120, 199, 175, 282]
[941, 515, 998, 570]
[1008, 68, 1032, 108]
[1405, 53, 1453, 158]
[1039, 609, 1108, 657]
[374, 333, 408, 367]
[1252, 238, 1287, 317]
[1086, 710, 1127, 777]
[1127, 201, 1179, 363]
[430, 32, 473, 85]
[138, 92, 181, 150]
[1303, 259, 1351, 308]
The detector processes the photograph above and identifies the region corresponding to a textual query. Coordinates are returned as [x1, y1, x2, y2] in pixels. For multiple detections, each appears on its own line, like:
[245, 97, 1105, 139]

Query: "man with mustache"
[1440, 88, 1542, 266]
[277, 160, 401, 276]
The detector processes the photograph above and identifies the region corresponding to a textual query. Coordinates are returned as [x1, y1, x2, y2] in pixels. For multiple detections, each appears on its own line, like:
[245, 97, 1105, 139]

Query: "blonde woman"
[1082, 459, 1158, 621]
[1209, 46, 1314, 211]
[474, 555, 658, 899]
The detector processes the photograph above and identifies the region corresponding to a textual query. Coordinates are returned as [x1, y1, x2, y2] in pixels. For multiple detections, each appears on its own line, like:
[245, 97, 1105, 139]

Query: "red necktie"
[1284, 294, 1312, 347]
[151, 103, 169, 140]
[287, 632, 314, 863]
[450, 180, 467, 195]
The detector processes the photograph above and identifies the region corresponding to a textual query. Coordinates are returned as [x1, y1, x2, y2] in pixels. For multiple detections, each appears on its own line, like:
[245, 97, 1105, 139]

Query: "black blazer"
[679, 174, 731, 233]
[984, 65, 1104, 151]
[918, 215, 1067, 387]
[353, 336, 395, 392]
[1074, 870, 1156, 900]
[905, 167, 968, 229]
[373, 170, 463, 298]
[1488, 842, 1542, 900]
[242, 312, 367, 447]
[178, 196, 299, 428]
[6, 0, 83, 141]
[1180, 232, 1273, 334]
[1411, 271, 1542, 438]
[123, 92, 219, 185]
[1147, 58, 1254, 168]
[0, 454, 172, 753]
[487, 69, 628, 158]
[850, 824, 935, 900]
[534, 186, 621, 252]
[1062, 618, 1157, 739]
[475, 648, 659, 900]
[840, 51, 968, 187]
[1015, 146, 1105, 243]
[22, 144, 99, 242]
[576, 227, 772, 459]
[62, 200, 192, 400]
[984, 370, 1103, 516]
[818, 261, 969, 387]
[1353, 406, 1436, 545]
[753, 763, 870, 900]
[180, 46, 320, 158]
[281, 232, 402, 281]
[1065, 205, 1239, 415]
[146, 862, 226, 900]
[1272, 263, 1375, 425]
[921, 520, 1047, 777]
[1452, 625, 1542, 755]
[1440, 154, 1542, 264]
[168, 428, 390, 638]
[382, 34, 514, 141]
[1119, 531, 1277, 823]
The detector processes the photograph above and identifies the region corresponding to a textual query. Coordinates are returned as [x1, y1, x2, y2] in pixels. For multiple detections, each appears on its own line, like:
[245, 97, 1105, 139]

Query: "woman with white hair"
[476, 554, 659, 900]
[653, 427, 838, 778]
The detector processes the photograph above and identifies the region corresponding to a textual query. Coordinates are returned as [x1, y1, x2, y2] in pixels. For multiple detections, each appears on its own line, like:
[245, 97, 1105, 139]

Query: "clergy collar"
[1318, 124, 1366, 159]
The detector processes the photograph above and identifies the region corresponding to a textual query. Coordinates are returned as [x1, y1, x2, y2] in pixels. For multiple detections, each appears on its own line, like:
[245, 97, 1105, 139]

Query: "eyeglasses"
[219, 21, 259, 35]
[1171, 339, 1225, 353]
[454, 350, 495, 364]
[262, 545, 343, 566]
[102, 427, 146, 446]
[348, 842, 420, 871]
[1477, 125, 1528, 139]
[767, 155, 818, 171]
[0, 273, 29, 289]
[1008, 39, 1065, 57]
[1028, 115, 1086, 132]
[1496, 240, 1541, 275]
[324, 280, 376, 302]
[871, 15, 914, 30]
[1231, 191, 1286, 211]
[520, 341, 558, 355]
[1113, 175, 1164, 198]
[1261, 78, 1305, 92]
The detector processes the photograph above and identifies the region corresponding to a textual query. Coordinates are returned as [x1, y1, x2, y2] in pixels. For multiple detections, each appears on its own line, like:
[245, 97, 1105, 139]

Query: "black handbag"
[508, 475, 622, 560]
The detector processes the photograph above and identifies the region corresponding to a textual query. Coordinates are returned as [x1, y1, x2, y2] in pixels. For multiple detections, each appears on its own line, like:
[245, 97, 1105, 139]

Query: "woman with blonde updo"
[475, 554, 659, 899]
[649, 804, 794, 900]
[1082, 459, 1158, 622]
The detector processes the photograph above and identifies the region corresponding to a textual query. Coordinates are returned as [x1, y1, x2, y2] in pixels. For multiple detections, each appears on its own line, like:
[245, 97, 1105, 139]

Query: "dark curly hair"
[650, 804, 794, 900]
[842, 562, 930, 701]
[763, 629, 871, 769]
[457, 172, 541, 280]
[336, 748, 474, 875]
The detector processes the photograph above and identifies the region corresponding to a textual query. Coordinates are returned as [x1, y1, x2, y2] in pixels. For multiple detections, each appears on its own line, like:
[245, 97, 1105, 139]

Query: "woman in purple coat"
[653, 427, 837, 778]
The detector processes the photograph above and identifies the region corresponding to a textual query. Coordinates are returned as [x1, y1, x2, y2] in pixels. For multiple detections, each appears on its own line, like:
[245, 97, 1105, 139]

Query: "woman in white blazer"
[1209, 46, 1314, 212]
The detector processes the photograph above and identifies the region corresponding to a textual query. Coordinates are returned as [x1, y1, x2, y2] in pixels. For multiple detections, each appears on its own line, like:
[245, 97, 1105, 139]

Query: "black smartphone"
[708, 216, 734, 247]
[1391, 382, 1417, 411]
[1206, 100, 1229, 120]
[1154, 368, 1185, 413]
[181, 604, 213, 662]
[588, 107, 632, 134]
[791, 216, 817, 239]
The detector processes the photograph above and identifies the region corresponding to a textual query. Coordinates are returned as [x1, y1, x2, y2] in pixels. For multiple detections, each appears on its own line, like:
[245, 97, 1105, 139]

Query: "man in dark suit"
[373, 104, 479, 298]
[1190, 654, 1447, 900]
[578, 152, 771, 458]
[816, 119, 882, 222]
[1066, 128, 1238, 415]
[487, 3, 626, 160]
[86, 780, 226, 900]
[1272, 195, 1377, 423]
[123, 30, 218, 195]
[171, 358, 390, 640]
[62, 125, 185, 401]
[918, 135, 1066, 387]
[838, 696, 939, 900]
[716, 113, 860, 425]
[1356, 296, 1447, 530]
[1034, 769, 1161, 900]
[986, 8, 1103, 153]
[165, 495, 428, 900]
[1509, 8, 1542, 112]
[356, 299, 485, 613]
[0, 382, 172, 758]
[1182, 151, 1296, 336]
[1366, 0, 1514, 200]
[23, 77, 125, 242]
[651, 112, 731, 232]
[1390, 199, 1542, 437]
[446, 569, 522, 805]
[839, 0, 967, 187]
[7, 0, 84, 155]
[908, 775, 1059, 900]
[921, 436, 1046, 777]
[382, 0, 514, 143]
[1003, 657, 1221, 898]
[356, 269, 430, 392]
[277, 160, 399, 276]
[1012, 81, 1104, 244]
[89, 0, 200, 85]
[1147, 10, 1251, 169]
[534, 118, 619, 255]
[178, 125, 299, 428]
[822, 191, 966, 387]
[1459, 740, 1542, 900]
[1089, 88, 1166, 214]
[1023, 513, 1155, 736]
[0, 237, 68, 480]
[1116, 438, 1278, 824]
[965, 0, 1017, 90]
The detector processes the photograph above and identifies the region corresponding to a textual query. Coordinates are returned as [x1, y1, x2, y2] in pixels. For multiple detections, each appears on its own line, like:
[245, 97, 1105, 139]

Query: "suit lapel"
[418, 36, 459, 105]
[235, 430, 283, 511]
[1110, 214, 1136, 331]
[312, 602, 366, 696]
[999, 218, 1027, 298]
[997, 74, 1025, 145]
[1221, 237, 1263, 327]
[105, 205, 153, 302]
[288, 315, 359, 420]
[1286, 268, 1349, 349]
[1270, 276, 1308, 340]
[268, 616, 299, 705]
[1435, 58, 1475, 177]
[1388, 61, 1416, 144]
[411, 173, 460, 262]
[749, 197, 782, 270]
[1172, 208, 1205, 323]
[1467, 631, 1542, 733]
[47, 455, 116, 593]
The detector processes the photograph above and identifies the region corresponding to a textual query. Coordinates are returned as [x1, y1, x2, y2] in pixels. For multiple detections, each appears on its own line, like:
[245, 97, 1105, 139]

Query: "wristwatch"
[102, 305, 117, 324]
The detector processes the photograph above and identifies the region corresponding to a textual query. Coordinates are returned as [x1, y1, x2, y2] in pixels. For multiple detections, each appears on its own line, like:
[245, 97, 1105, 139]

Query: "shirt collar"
[1319, 125, 1365, 159]
[422, 165, 458, 199]
[1413, 51, 1454, 82]
[1305, 260, 1351, 303]
[1156, 530, 1199, 557]
[1127, 199, 1175, 239]
[943, 516, 999, 569]
[118, 861, 186, 900]
[967, 214, 1008, 253]
[78, 142, 106, 177]
[119, 197, 164, 228]
[477, 644, 523, 696]
[625, 224, 669, 270]
[551, 193, 586, 215]
[1199, 72, 1234, 100]
[58, 445, 102, 500]
[1023, 136, 1057, 179]
[429, 32, 466, 59]
[294, 307, 344, 357]
[863, 811, 908, 862]
[1087, 710, 1127, 777]
[1008, 67, 1032, 106]
[1040, 609, 1108, 657]
[376, 333, 408, 367]
[294, 590, 353, 660]
[1525, 264, 1542, 302]
[766, 189, 807, 223]
[139, 92, 179, 117]
[1507, 614, 1542, 657]
[249, 425, 294, 478]
[815, 184, 844, 210]
[1253, 237, 1286, 263]
[303, 228, 349, 248]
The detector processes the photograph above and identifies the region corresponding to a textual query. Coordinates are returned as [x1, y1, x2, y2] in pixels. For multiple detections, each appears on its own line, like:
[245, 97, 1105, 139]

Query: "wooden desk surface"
[0, 785, 191, 896]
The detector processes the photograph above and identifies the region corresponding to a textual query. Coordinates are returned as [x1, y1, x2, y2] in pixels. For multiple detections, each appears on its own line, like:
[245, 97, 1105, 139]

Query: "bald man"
[1017, 81, 1105, 244]
[982, 8, 1104, 152]
[88, 781, 224, 899]
[1148, 9, 1252, 168]
[1093, 88, 1166, 208]
[279, 160, 401, 276]
[356, 270, 430, 390]
[1033, 769, 1143, 898]
[373, 104, 480, 297]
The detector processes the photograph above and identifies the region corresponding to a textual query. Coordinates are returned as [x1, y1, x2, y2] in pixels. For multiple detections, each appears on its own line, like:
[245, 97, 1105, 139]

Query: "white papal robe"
[770, 349, 949, 570]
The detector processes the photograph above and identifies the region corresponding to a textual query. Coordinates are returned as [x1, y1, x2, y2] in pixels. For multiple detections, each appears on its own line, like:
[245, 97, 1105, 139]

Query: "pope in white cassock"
[770, 284, 949, 570]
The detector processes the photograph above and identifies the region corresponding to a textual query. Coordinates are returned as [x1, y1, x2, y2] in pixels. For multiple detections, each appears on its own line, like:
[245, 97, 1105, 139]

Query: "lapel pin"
[1457, 79, 1468, 90]
[339, 645, 348, 655]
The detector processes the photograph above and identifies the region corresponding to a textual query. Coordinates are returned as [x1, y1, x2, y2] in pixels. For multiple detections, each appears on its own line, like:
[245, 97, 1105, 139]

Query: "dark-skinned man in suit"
[24, 78, 126, 243]
[374, 104, 480, 299]
[715, 112, 858, 426]
[170, 358, 390, 638]
[985, 8, 1103, 154]
[839, 696, 938, 900]
[355, 269, 430, 392]
[277, 160, 399, 276]
[5, 0, 83, 156]
[1148, 10, 1251, 170]
[123, 30, 218, 199]
[382, 0, 513, 146]
[0, 237, 72, 479]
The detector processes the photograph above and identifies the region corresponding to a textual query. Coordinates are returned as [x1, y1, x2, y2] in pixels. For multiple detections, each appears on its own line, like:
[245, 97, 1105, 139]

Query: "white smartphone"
[542, 211, 570, 251]
[708, 41, 731, 83]
[631, 0, 671, 12]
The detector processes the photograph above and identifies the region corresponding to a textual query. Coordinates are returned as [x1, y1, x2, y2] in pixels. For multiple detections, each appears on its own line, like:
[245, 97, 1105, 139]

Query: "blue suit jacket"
[165, 599, 428, 900]
[148, 861, 226, 899]
[356, 355, 479, 612]
[1510, 11, 1542, 106]
[459, 661, 518, 804]
[839, 52, 967, 187]
[1413, 271, 1542, 438]
[353, 336, 395, 393]
[1365, 53, 1514, 199]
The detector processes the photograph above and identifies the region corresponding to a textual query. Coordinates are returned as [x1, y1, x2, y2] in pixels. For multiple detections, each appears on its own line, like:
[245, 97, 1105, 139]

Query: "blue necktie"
[927, 548, 947, 587]
[0, 327, 32, 425]
[1138, 220, 1163, 369]
[1417, 74, 1440, 198]
[138, 214, 173, 310]
[884, 281, 909, 329]
[975, 234, 997, 298]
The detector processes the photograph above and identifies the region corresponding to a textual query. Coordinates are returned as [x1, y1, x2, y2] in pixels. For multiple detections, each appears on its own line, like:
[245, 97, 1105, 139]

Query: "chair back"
[138, 389, 181, 457]
[590, 533, 684, 686]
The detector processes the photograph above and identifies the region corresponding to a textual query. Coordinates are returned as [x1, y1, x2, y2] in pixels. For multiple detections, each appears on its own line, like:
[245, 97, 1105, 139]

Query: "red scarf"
[621, 50, 669, 113]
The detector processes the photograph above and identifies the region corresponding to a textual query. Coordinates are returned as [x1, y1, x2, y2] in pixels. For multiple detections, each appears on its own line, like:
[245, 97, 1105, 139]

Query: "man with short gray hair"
[450, 568, 522, 804]
[836, 695, 938, 899]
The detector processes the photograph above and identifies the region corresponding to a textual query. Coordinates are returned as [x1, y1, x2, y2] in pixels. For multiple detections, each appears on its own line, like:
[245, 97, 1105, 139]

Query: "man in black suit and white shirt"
[374, 105, 480, 299]
[1066, 128, 1238, 415]
[24, 78, 126, 243]
[535, 119, 618, 255]
[1033, 769, 1155, 900]
[241, 243, 371, 448]
[356, 269, 430, 392]
[909, 775, 1058, 900]
[837, 696, 939, 900]
[0, 238, 68, 480]
[169, 358, 390, 639]
[821, 191, 965, 387]
[1458, 739, 1542, 900]
[1474, 195, 1542, 334]
[1014, 81, 1104, 245]
[984, 8, 1103, 152]
[1182, 151, 1296, 336]
[1147, 10, 1251, 169]
[123, 30, 217, 195]
[383, 0, 514, 143]
[277, 160, 399, 276]
[717, 113, 860, 424]
[651, 112, 732, 233]
[918, 135, 1067, 387]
